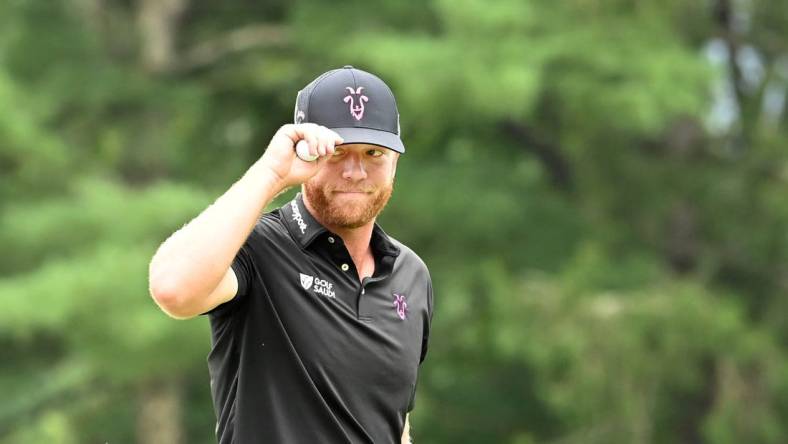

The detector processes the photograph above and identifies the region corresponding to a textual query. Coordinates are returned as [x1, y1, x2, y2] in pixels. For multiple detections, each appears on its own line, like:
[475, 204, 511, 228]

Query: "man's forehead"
[337, 143, 398, 155]
[338, 143, 381, 149]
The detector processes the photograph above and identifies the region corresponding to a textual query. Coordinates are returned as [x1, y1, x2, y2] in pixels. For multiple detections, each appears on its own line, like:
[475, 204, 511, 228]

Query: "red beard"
[304, 180, 394, 229]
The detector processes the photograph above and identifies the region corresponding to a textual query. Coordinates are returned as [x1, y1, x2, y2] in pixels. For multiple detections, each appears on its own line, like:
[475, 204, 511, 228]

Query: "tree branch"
[500, 119, 574, 192]
[173, 23, 290, 73]
[713, 0, 747, 118]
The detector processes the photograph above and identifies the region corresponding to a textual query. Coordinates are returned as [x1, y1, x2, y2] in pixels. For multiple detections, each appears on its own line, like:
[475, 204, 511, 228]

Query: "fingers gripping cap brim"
[332, 127, 405, 154]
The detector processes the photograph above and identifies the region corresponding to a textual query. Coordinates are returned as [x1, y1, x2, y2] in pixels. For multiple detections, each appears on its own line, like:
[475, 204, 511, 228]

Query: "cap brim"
[332, 127, 405, 154]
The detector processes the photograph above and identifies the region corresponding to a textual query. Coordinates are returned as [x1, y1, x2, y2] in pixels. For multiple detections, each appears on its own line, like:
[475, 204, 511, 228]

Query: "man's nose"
[341, 155, 367, 181]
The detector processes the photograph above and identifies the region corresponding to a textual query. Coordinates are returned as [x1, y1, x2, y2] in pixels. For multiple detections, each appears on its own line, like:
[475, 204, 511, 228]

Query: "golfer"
[148, 66, 433, 444]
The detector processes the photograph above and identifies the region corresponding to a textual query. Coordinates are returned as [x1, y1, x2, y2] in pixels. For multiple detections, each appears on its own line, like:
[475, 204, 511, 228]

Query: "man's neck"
[330, 223, 374, 259]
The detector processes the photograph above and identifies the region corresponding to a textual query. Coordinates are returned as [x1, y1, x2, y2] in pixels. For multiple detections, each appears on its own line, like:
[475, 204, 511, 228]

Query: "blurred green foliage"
[1, 0, 787, 443]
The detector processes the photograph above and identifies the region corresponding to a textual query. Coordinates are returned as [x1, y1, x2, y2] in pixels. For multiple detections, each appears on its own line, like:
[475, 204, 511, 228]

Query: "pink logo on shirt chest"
[393, 293, 408, 320]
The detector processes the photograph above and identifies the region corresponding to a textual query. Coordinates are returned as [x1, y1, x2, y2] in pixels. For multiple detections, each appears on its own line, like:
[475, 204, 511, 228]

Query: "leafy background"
[1, 0, 787, 443]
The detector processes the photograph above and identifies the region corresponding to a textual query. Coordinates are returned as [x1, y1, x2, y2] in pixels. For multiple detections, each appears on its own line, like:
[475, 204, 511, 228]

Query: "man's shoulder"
[247, 209, 288, 242]
[387, 235, 431, 277]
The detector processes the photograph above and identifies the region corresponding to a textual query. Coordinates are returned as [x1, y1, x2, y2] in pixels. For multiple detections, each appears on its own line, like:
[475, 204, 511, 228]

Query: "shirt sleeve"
[203, 237, 255, 317]
[419, 278, 433, 364]
[407, 276, 434, 412]
[406, 379, 419, 412]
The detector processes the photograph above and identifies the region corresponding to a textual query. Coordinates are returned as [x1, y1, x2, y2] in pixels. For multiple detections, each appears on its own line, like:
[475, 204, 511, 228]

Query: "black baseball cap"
[294, 65, 405, 154]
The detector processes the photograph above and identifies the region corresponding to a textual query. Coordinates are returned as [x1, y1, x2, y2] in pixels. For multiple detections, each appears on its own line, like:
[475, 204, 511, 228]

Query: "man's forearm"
[149, 160, 285, 303]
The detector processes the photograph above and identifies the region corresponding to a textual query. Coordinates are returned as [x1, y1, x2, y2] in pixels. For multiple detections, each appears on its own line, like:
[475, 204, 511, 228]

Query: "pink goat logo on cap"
[344, 86, 368, 120]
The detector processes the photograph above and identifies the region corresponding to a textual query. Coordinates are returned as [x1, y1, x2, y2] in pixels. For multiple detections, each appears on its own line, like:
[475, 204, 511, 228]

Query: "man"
[148, 66, 433, 444]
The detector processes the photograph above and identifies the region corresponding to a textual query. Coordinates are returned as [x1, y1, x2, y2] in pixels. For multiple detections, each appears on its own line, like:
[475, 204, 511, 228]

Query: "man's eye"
[367, 149, 384, 157]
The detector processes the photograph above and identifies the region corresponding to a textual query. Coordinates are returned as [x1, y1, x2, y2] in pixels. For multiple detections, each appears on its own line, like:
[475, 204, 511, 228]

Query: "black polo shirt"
[205, 193, 433, 444]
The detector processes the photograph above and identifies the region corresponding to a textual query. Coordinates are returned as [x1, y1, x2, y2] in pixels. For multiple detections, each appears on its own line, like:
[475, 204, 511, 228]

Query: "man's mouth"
[332, 187, 374, 193]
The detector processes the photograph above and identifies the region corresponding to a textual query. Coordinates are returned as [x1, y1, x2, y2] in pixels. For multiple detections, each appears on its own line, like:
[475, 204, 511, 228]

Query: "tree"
[1, 0, 786, 442]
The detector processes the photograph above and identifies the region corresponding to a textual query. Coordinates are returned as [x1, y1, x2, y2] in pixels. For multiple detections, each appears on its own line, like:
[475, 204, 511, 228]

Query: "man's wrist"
[247, 160, 289, 196]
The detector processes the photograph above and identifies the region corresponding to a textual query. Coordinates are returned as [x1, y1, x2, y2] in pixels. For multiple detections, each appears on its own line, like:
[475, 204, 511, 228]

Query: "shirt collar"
[280, 192, 400, 257]
[280, 192, 326, 248]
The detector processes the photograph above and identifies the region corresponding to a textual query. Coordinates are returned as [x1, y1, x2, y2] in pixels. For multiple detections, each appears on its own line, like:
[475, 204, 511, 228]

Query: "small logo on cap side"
[344, 86, 368, 121]
[294, 91, 305, 123]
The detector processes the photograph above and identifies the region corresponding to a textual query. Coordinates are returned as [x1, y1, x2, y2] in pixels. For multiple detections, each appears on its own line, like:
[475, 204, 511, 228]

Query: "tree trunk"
[137, 0, 188, 73]
[136, 378, 184, 444]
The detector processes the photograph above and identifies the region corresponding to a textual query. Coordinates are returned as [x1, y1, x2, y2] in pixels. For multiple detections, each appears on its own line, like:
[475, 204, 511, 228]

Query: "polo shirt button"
[341, 263, 350, 271]
[328, 236, 335, 244]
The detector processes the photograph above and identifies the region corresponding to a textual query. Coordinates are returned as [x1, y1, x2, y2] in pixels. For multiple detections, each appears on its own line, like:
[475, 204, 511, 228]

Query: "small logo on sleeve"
[393, 293, 408, 320]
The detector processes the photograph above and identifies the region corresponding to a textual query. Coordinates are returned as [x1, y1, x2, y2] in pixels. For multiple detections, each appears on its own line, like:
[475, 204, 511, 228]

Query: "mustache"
[329, 187, 377, 193]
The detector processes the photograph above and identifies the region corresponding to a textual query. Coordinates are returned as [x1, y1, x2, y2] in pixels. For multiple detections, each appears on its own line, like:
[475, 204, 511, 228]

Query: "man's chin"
[324, 203, 374, 228]
[333, 217, 371, 229]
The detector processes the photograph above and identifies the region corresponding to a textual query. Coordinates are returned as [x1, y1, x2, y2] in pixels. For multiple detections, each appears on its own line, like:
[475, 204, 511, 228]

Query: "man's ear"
[391, 153, 399, 180]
